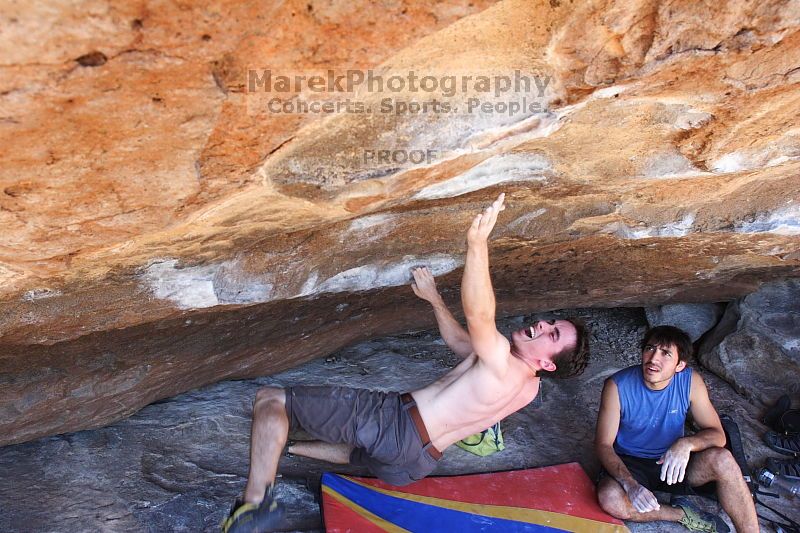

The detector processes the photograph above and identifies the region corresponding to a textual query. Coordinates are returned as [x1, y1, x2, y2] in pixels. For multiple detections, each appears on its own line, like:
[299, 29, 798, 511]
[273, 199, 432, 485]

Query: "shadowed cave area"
[2, 302, 800, 531]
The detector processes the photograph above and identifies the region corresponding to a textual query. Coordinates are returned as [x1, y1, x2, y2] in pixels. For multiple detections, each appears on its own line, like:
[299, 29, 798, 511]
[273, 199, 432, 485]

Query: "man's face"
[511, 319, 578, 369]
[641, 342, 685, 389]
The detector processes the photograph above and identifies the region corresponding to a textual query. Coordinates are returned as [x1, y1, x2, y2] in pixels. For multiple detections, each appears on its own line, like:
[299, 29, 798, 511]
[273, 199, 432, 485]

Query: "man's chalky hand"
[625, 483, 660, 514]
[411, 267, 441, 304]
[467, 193, 505, 245]
[658, 439, 692, 485]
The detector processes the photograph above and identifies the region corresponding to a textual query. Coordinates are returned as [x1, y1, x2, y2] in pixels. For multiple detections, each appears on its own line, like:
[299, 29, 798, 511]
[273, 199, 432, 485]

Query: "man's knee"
[597, 478, 632, 520]
[695, 446, 739, 478]
[254, 386, 286, 413]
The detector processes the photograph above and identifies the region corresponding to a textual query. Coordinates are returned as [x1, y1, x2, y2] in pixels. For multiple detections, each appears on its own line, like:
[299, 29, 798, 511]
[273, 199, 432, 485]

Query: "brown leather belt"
[401, 393, 443, 460]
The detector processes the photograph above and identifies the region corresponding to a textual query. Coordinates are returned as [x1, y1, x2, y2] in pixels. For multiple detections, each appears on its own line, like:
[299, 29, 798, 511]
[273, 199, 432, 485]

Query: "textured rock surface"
[701, 279, 800, 404]
[2, 0, 800, 444]
[2, 308, 797, 532]
[645, 303, 726, 341]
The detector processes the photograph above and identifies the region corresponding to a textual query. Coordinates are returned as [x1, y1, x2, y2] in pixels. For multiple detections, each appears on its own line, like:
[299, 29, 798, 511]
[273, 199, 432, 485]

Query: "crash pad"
[321, 462, 629, 532]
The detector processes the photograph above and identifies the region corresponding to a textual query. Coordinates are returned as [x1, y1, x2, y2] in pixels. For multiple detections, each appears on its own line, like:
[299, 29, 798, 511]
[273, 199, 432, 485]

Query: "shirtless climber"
[223, 193, 590, 532]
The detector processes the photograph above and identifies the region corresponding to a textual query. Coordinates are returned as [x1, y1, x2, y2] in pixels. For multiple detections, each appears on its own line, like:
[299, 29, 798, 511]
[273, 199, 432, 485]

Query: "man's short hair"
[640, 325, 693, 362]
[538, 319, 590, 379]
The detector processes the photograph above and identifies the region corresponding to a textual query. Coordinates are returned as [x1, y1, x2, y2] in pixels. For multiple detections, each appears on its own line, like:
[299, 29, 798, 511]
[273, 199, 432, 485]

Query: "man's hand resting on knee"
[658, 438, 692, 485]
[625, 481, 660, 514]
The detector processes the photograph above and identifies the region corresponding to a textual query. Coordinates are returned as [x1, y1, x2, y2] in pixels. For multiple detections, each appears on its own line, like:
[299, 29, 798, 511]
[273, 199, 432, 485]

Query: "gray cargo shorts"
[284, 385, 440, 486]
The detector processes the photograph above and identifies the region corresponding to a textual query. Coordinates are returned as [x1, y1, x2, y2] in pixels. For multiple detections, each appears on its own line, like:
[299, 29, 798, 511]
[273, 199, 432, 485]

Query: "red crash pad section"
[321, 462, 629, 532]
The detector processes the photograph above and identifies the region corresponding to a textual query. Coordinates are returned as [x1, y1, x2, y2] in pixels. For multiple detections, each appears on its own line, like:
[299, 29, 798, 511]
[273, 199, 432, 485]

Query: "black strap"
[780, 409, 800, 434]
[460, 429, 488, 447]
[755, 495, 800, 532]
[752, 485, 800, 531]
[715, 413, 800, 531]
[491, 422, 501, 448]
[719, 414, 758, 495]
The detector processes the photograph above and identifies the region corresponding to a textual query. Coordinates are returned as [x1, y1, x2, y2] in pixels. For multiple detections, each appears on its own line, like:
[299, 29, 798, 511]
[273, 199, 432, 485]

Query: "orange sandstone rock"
[0, 0, 798, 445]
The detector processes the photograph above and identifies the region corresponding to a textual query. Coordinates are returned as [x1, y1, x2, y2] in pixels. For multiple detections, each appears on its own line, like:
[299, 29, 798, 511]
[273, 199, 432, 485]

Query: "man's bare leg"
[243, 387, 289, 504]
[288, 441, 353, 464]
[686, 447, 759, 532]
[597, 477, 684, 522]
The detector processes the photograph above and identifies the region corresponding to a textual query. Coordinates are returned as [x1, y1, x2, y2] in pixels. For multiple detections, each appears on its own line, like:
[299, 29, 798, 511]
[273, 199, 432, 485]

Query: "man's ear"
[540, 359, 556, 372]
[676, 360, 687, 372]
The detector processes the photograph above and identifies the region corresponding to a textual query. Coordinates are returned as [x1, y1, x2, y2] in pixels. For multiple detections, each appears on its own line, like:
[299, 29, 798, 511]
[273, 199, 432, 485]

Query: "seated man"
[595, 325, 758, 533]
[223, 193, 589, 532]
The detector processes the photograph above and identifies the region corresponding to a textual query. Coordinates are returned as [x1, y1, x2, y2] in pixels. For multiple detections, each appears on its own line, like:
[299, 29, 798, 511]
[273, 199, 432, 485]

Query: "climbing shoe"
[222, 485, 286, 533]
[672, 496, 730, 533]
[284, 439, 296, 459]
[765, 431, 800, 456]
[766, 457, 800, 480]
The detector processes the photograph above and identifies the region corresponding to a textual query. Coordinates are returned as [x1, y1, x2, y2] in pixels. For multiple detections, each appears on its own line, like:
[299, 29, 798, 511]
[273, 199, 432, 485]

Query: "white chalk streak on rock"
[414, 153, 550, 200]
[608, 214, 696, 239]
[314, 254, 462, 294]
[736, 205, 800, 235]
[142, 259, 221, 309]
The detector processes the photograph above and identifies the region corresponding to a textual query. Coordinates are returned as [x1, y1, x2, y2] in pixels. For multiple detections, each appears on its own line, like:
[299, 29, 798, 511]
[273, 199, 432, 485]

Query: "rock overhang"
[1, 0, 800, 445]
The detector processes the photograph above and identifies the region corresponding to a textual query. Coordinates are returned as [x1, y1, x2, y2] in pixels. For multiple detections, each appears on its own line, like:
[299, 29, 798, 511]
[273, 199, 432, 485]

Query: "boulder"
[700, 280, 800, 404]
[644, 303, 726, 342]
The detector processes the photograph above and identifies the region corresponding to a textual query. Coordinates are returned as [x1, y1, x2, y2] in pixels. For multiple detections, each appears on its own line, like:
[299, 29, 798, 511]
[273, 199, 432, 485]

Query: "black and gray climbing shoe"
[672, 496, 731, 533]
[222, 485, 286, 533]
[765, 431, 800, 457]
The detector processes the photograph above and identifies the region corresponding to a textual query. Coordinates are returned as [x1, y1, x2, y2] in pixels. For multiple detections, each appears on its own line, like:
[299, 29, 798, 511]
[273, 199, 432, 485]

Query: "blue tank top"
[612, 365, 692, 459]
